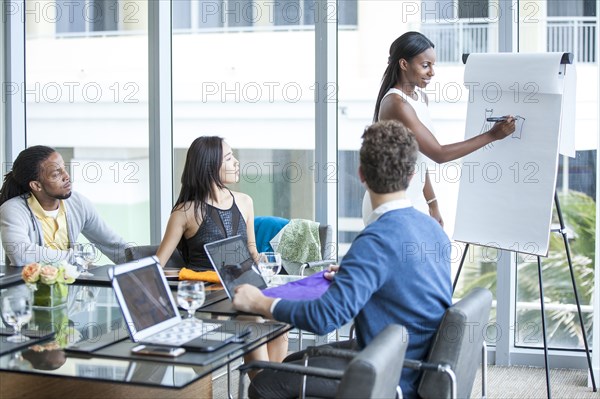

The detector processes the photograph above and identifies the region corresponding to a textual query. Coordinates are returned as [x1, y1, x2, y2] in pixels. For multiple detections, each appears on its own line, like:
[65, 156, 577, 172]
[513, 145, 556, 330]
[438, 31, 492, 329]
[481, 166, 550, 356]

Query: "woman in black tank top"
[156, 136, 288, 368]
[157, 136, 258, 270]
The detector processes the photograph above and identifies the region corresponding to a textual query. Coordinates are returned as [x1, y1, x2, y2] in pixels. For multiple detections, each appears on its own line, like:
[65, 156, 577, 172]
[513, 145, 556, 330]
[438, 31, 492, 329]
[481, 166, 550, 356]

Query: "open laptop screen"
[112, 259, 178, 332]
[204, 235, 267, 299]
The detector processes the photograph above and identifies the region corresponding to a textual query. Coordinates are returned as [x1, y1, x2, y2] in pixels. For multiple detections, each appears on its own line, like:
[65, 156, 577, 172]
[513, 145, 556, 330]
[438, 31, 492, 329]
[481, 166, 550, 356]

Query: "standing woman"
[363, 31, 516, 226]
[157, 136, 288, 364]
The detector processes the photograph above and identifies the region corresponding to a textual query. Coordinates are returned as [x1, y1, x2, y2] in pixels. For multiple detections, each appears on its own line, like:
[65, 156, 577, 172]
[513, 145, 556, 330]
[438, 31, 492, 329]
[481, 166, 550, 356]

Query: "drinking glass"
[257, 252, 282, 286]
[73, 243, 97, 277]
[177, 281, 205, 321]
[74, 285, 96, 312]
[1, 287, 33, 343]
[7, 351, 33, 370]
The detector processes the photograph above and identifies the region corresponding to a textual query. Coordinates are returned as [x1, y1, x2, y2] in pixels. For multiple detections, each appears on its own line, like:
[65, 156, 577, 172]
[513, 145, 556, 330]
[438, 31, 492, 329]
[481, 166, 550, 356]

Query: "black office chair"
[405, 287, 493, 399]
[238, 324, 408, 399]
[317, 223, 334, 260]
[124, 245, 186, 269]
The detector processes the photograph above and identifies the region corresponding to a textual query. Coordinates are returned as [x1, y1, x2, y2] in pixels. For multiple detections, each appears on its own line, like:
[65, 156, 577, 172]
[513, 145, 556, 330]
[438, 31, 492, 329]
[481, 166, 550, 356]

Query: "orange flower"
[39, 265, 59, 285]
[22, 262, 42, 284]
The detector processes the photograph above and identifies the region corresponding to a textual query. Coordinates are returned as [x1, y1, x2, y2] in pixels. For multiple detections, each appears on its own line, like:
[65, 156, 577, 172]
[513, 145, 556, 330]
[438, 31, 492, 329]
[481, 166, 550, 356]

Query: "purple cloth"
[262, 271, 331, 301]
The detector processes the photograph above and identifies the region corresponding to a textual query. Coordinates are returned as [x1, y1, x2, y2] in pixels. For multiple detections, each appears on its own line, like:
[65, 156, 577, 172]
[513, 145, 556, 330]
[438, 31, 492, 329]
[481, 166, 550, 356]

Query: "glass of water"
[177, 281, 205, 321]
[1, 286, 33, 343]
[73, 243, 97, 277]
[257, 252, 282, 286]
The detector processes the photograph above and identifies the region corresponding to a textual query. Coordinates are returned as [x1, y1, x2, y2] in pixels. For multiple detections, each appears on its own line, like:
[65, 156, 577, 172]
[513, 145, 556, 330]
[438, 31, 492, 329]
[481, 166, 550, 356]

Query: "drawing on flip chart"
[456, 52, 572, 257]
[480, 109, 526, 149]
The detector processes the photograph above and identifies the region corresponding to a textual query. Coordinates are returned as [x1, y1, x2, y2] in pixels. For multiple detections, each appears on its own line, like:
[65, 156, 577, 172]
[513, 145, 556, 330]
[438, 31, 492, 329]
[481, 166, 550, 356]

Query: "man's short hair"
[360, 120, 418, 194]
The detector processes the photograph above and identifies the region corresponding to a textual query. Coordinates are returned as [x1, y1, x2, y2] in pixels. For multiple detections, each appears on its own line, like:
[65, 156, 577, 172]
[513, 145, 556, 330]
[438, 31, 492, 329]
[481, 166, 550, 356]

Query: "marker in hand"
[487, 116, 509, 122]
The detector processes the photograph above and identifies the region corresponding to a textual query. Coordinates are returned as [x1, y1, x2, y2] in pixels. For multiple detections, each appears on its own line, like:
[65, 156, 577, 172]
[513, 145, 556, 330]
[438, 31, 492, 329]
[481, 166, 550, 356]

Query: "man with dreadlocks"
[0, 146, 129, 266]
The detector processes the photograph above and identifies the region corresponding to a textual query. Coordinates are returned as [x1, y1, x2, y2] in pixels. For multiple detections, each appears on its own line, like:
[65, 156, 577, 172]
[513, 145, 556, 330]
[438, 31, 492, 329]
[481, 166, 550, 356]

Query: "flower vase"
[30, 306, 69, 335]
[33, 283, 68, 308]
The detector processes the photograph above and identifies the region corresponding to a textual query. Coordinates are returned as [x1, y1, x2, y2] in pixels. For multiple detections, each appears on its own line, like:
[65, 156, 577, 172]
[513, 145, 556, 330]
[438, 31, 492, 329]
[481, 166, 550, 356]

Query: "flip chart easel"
[453, 53, 596, 398]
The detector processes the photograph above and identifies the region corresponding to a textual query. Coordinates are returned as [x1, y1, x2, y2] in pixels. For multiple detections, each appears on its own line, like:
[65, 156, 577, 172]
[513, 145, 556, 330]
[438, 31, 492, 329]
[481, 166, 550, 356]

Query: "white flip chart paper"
[453, 53, 574, 256]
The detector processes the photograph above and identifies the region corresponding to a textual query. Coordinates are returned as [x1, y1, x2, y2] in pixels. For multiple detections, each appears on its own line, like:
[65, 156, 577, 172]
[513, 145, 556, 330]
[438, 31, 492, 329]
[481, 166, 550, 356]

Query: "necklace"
[396, 85, 417, 101]
[394, 84, 418, 101]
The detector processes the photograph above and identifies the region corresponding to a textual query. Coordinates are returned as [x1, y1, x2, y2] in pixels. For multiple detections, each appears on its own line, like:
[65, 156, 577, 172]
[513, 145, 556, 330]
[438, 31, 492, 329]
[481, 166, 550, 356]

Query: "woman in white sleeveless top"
[363, 32, 516, 226]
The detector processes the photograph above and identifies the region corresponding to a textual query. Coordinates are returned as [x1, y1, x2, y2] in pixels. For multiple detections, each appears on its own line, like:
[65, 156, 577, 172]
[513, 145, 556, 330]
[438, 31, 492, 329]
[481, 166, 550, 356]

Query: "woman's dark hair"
[0, 145, 56, 206]
[373, 32, 434, 122]
[173, 136, 225, 223]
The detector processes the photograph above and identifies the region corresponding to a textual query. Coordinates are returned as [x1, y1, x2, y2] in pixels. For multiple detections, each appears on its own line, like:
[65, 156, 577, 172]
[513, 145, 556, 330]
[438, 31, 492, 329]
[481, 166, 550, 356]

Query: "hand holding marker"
[487, 115, 519, 122]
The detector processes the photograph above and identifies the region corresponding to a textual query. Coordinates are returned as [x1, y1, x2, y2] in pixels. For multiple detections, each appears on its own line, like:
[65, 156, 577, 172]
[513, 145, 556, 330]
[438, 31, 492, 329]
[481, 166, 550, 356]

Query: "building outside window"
[24, 0, 150, 258]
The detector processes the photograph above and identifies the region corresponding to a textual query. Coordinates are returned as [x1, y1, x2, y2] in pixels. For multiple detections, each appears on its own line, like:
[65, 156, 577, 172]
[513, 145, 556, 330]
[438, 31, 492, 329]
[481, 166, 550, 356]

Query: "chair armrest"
[300, 259, 336, 276]
[403, 358, 452, 373]
[239, 360, 345, 380]
[403, 359, 458, 399]
[238, 360, 345, 399]
[305, 345, 357, 360]
[304, 259, 336, 269]
[403, 359, 424, 370]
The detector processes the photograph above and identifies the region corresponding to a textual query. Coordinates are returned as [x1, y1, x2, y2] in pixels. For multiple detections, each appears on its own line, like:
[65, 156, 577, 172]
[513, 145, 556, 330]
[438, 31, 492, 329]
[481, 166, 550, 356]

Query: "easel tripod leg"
[452, 243, 469, 293]
[537, 256, 552, 399]
[554, 193, 597, 391]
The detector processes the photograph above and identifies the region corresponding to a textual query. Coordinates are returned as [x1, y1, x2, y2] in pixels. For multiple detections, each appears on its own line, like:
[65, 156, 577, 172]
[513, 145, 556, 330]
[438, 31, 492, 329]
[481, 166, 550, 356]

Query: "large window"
[338, 0, 497, 253]
[546, 0, 597, 63]
[54, 0, 120, 35]
[172, 1, 317, 220]
[3, 0, 597, 371]
[516, 0, 597, 351]
[24, 0, 150, 258]
[338, 0, 598, 363]
[172, 0, 357, 32]
[420, 0, 498, 62]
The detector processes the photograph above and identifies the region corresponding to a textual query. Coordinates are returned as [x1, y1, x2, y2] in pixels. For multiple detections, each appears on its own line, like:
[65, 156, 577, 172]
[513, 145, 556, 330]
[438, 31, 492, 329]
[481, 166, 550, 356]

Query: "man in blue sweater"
[233, 120, 452, 398]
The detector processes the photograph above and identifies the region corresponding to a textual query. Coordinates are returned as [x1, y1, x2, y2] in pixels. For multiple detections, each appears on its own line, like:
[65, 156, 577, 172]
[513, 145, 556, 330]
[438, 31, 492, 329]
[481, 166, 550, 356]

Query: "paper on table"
[262, 271, 331, 301]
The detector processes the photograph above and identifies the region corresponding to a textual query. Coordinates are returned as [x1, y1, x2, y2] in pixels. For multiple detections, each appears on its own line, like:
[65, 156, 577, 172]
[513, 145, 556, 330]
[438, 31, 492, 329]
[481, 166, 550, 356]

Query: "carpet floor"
[212, 364, 597, 399]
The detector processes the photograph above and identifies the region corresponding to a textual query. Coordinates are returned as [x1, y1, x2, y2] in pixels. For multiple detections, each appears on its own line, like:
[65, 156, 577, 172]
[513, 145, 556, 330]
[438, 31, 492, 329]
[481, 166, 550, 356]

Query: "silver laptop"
[109, 256, 247, 351]
[204, 235, 267, 300]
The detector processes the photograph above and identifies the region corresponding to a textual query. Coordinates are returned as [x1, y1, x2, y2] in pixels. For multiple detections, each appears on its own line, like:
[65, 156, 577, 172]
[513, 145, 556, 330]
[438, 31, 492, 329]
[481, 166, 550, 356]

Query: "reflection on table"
[0, 281, 290, 390]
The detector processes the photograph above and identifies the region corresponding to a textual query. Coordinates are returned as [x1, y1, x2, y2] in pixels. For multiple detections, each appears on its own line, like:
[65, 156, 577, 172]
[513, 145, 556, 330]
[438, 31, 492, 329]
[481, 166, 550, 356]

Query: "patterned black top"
[177, 193, 247, 271]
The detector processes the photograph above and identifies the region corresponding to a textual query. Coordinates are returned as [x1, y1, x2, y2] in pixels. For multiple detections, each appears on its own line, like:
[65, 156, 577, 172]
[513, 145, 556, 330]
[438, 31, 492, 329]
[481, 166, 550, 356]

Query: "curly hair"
[360, 120, 418, 194]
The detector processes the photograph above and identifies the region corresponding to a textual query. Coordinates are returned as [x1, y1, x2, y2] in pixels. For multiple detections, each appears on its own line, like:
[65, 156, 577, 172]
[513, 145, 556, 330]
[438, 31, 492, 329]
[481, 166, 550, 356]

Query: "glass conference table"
[0, 265, 290, 398]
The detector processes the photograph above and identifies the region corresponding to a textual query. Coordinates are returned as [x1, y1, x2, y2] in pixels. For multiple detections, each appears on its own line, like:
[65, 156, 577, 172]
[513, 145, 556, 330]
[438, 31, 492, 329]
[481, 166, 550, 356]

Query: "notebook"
[109, 256, 249, 352]
[204, 235, 267, 300]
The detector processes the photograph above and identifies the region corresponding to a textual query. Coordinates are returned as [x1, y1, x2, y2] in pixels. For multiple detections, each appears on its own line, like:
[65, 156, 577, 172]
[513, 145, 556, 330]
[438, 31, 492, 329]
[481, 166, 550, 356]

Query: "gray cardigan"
[0, 192, 129, 266]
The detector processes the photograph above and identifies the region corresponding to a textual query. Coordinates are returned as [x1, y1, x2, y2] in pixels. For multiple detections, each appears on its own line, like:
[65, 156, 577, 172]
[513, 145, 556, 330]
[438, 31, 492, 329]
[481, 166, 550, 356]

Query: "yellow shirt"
[27, 196, 69, 250]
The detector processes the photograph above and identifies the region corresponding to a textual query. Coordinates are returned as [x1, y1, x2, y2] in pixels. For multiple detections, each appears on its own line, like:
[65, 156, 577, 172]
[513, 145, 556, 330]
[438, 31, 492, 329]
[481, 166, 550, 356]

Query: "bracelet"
[426, 197, 437, 205]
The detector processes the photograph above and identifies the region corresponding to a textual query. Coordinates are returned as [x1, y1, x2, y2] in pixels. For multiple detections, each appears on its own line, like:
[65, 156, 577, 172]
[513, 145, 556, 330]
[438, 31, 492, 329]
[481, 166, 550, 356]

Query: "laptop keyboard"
[144, 322, 221, 346]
